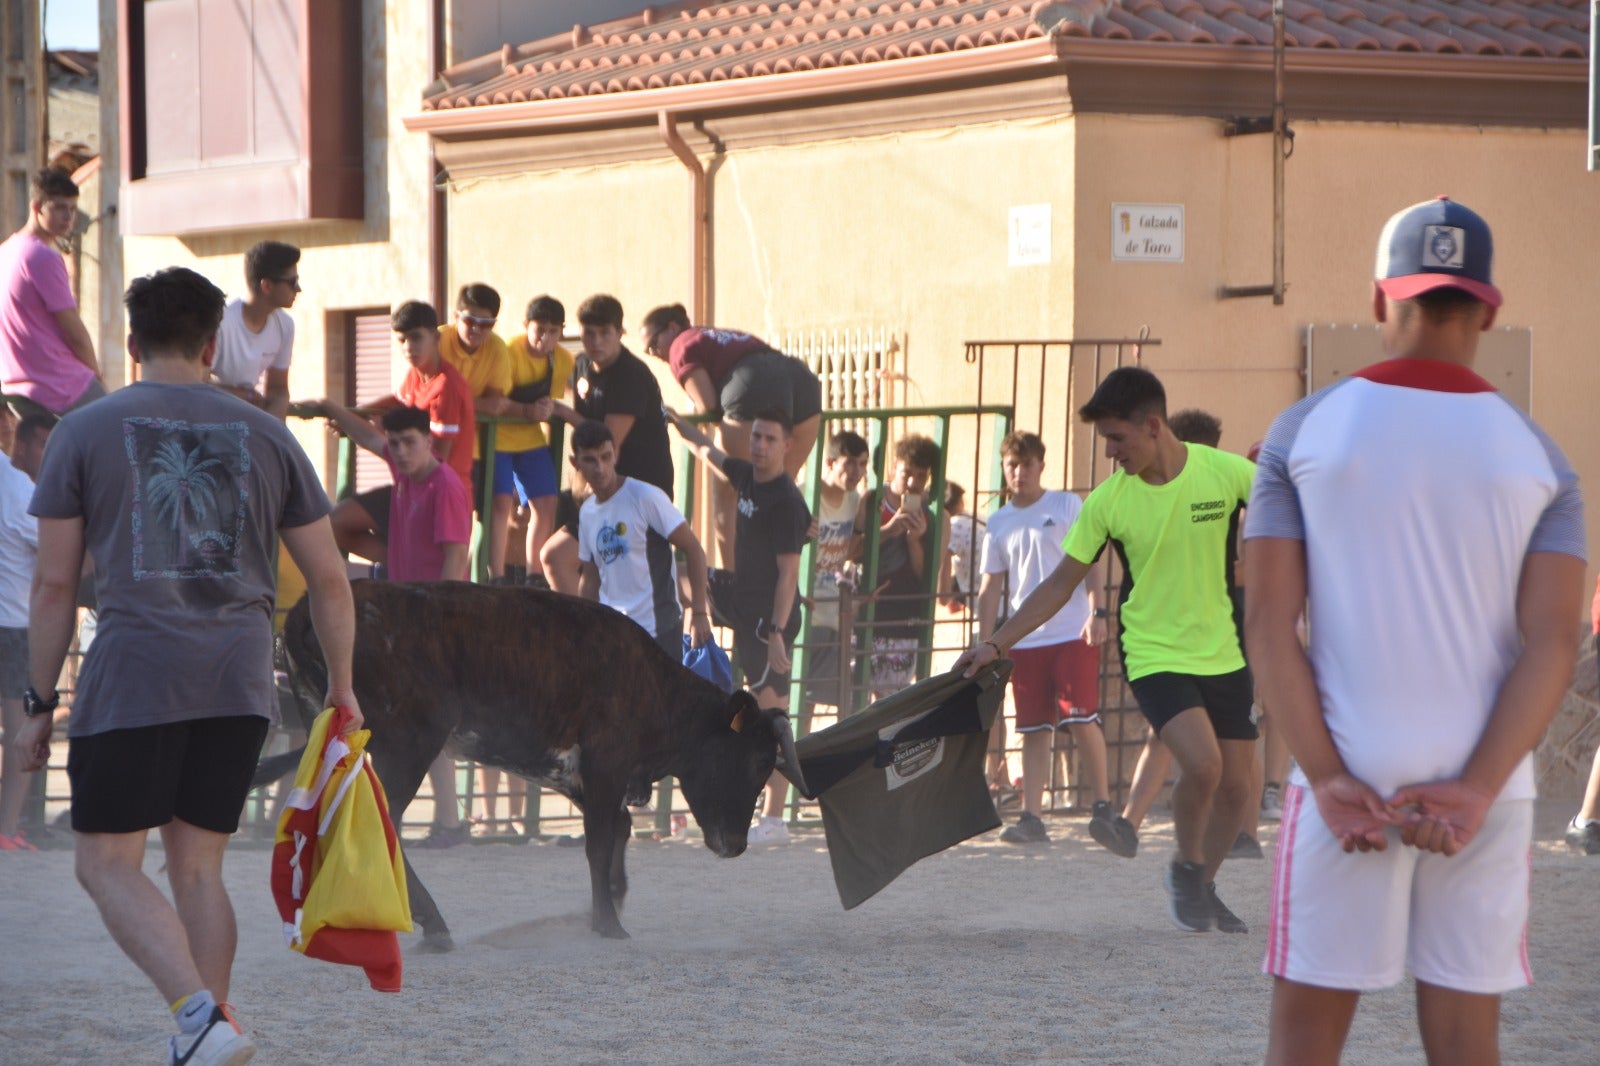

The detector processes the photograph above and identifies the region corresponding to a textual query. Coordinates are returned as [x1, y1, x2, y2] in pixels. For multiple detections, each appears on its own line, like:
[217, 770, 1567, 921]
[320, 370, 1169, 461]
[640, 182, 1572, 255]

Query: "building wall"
[1071, 113, 1600, 565]
[119, 0, 436, 479]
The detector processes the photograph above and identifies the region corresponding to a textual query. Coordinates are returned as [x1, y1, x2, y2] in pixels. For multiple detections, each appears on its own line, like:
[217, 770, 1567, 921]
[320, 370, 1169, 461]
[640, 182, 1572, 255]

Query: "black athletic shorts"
[353, 485, 393, 542]
[1129, 666, 1257, 741]
[708, 568, 800, 697]
[68, 715, 271, 834]
[721, 350, 823, 425]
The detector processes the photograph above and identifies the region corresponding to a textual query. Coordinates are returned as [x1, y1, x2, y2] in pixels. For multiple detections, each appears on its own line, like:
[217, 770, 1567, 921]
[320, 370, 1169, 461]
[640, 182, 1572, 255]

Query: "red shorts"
[1009, 640, 1101, 732]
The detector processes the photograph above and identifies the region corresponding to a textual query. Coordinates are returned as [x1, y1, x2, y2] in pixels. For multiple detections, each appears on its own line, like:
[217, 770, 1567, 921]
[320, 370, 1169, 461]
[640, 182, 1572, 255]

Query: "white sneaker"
[168, 1004, 255, 1066]
[747, 817, 791, 845]
[1261, 782, 1284, 823]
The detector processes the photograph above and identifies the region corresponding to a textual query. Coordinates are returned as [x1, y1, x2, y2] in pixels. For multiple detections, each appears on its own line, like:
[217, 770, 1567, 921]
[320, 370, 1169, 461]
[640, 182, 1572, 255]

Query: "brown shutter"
[348, 311, 393, 494]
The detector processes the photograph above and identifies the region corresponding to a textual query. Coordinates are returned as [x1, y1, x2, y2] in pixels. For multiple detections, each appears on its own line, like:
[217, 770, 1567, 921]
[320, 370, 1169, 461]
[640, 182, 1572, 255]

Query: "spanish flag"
[271, 706, 412, 991]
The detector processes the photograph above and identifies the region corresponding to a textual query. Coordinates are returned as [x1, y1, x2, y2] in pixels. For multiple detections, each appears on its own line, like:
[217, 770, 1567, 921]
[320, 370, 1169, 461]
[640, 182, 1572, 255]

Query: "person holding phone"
[864, 434, 941, 700]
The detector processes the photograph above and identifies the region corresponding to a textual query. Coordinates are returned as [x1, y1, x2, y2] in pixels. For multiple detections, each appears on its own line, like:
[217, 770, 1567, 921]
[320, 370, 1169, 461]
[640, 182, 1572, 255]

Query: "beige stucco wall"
[119, 0, 436, 482]
[1072, 114, 1600, 561]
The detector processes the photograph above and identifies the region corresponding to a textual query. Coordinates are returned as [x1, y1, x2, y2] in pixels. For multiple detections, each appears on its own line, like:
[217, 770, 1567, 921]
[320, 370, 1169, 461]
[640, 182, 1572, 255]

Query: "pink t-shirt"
[666, 327, 770, 389]
[384, 451, 471, 582]
[0, 231, 94, 412]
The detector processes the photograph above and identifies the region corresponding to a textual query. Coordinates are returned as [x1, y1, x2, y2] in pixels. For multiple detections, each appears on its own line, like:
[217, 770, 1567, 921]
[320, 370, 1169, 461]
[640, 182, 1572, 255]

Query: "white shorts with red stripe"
[1263, 784, 1533, 994]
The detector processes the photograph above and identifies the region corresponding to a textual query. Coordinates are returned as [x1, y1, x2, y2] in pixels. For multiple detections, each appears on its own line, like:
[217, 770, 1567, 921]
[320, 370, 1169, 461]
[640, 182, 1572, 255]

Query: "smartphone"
[901, 492, 923, 513]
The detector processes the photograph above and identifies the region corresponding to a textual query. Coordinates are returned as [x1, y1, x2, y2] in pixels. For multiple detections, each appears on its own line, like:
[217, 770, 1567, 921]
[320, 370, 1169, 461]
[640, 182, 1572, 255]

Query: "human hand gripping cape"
[270, 706, 412, 992]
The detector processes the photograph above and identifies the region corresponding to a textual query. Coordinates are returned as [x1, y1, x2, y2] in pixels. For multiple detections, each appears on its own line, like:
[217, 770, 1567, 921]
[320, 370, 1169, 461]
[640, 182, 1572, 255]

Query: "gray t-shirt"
[30, 381, 330, 737]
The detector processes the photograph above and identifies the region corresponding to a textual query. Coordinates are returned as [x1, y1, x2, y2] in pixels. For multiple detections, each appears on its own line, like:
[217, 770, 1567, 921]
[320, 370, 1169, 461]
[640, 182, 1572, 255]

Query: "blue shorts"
[493, 447, 558, 505]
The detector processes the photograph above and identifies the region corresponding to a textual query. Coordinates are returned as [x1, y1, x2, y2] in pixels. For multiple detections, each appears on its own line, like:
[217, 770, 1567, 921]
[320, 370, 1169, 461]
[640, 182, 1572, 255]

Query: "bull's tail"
[252, 594, 324, 789]
[250, 746, 307, 789]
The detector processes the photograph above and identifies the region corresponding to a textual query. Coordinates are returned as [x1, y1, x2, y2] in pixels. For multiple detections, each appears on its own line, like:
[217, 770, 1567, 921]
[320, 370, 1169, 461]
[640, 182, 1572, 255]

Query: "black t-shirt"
[572, 348, 674, 494]
[722, 457, 810, 620]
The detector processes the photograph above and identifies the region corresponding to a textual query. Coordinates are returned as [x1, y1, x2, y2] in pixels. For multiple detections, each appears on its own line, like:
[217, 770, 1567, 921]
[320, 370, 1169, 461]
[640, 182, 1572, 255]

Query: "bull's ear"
[726, 689, 761, 732]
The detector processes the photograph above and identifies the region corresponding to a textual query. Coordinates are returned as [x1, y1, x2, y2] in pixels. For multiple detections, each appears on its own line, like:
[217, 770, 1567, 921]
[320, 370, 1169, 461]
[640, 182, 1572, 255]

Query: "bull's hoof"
[415, 931, 455, 954]
[593, 923, 631, 940]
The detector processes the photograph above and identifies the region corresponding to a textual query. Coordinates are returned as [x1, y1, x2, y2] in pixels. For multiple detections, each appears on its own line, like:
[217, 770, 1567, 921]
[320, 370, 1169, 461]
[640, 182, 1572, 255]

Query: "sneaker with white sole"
[167, 1004, 255, 1066]
[1566, 818, 1600, 855]
[1165, 859, 1213, 933]
[1261, 782, 1284, 823]
[747, 817, 791, 845]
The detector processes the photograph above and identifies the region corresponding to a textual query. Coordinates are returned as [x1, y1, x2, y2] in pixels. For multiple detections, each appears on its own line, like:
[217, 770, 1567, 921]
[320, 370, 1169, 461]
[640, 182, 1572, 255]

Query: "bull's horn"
[770, 713, 812, 799]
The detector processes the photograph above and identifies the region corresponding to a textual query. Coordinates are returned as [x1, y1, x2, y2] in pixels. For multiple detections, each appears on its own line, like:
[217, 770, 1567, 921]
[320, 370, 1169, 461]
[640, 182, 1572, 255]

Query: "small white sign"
[1112, 203, 1184, 262]
[1008, 203, 1051, 267]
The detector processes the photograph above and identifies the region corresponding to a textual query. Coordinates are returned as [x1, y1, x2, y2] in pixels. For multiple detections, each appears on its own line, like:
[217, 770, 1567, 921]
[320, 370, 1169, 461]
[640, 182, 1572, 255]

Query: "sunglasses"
[459, 313, 497, 329]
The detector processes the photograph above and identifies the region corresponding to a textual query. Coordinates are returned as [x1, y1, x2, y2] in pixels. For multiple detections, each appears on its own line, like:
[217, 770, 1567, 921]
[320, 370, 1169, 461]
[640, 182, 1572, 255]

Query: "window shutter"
[349, 311, 393, 494]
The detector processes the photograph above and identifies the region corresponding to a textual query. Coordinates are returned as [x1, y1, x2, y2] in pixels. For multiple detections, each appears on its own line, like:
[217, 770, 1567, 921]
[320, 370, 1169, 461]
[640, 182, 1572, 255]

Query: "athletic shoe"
[167, 1003, 255, 1066]
[1165, 859, 1213, 933]
[0, 834, 18, 852]
[1206, 882, 1248, 934]
[1088, 803, 1138, 858]
[1261, 782, 1284, 823]
[1000, 811, 1050, 844]
[747, 817, 791, 846]
[414, 823, 469, 850]
[1228, 831, 1264, 860]
[1566, 818, 1600, 855]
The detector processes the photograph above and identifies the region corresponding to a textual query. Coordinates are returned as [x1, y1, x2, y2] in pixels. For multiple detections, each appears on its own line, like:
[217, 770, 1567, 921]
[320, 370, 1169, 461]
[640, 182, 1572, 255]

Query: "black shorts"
[0, 626, 26, 698]
[721, 350, 823, 425]
[801, 628, 847, 705]
[68, 715, 271, 834]
[708, 568, 800, 697]
[354, 485, 393, 542]
[1129, 667, 1257, 741]
[555, 489, 581, 538]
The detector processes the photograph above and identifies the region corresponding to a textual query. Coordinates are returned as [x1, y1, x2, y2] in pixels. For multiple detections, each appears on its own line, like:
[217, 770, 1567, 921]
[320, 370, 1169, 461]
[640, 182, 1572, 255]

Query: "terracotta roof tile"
[424, 0, 1591, 111]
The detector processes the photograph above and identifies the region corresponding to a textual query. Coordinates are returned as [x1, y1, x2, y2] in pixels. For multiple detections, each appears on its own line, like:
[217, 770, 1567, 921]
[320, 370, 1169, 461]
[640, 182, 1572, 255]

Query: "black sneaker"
[1206, 882, 1248, 934]
[1088, 803, 1138, 858]
[1228, 831, 1264, 860]
[1000, 812, 1050, 844]
[1566, 818, 1600, 855]
[1165, 859, 1213, 932]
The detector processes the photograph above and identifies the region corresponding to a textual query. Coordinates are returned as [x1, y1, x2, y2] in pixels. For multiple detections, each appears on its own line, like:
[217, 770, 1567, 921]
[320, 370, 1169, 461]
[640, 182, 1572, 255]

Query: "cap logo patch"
[1423, 225, 1465, 269]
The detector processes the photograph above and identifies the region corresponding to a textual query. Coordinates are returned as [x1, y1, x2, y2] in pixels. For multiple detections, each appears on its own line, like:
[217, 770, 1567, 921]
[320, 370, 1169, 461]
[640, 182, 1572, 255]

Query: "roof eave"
[403, 35, 1064, 138]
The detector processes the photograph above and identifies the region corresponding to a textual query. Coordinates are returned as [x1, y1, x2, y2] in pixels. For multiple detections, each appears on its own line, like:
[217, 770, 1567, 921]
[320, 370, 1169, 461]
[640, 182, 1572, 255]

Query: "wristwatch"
[23, 686, 60, 719]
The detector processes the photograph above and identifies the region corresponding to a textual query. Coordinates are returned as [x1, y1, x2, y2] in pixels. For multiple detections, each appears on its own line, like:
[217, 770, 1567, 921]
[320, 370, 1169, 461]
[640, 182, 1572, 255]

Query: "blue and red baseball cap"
[1374, 196, 1502, 308]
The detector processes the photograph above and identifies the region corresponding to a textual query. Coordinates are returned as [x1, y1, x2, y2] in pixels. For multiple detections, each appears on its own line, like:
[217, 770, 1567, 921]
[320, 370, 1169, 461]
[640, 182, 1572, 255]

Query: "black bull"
[260, 580, 801, 951]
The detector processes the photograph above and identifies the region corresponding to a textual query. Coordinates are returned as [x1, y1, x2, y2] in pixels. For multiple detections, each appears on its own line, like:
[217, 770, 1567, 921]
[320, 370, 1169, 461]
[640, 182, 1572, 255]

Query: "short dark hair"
[642, 303, 691, 335]
[1078, 366, 1167, 424]
[456, 283, 500, 317]
[894, 433, 939, 471]
[999, 430, 1046, 462]
[576, 294, 624, 330]
[15, 411, 57, 447]
[944, 480, 966, 510]
[751, 407, 793, 435]
[391, 300, 439, 333]
[1398, 287, 1488, 326]
[31, 166, 77, 201]
[827, 429, 868, 460]
[571, 419, 614, 454]
[1167, 409, 1222, 447]
[244, 240, 300, 288]
[380, 406, 431, 436]
[525, 295, 565, 326]
[124, 267, 226, 360]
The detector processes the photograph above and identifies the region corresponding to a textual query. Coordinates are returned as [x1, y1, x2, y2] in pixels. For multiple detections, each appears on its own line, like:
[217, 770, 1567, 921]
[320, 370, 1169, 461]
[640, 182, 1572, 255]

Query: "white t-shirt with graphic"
[212, 298, 295, 389]
[981, 490, 1093, 650]
[578, 478, 687, 639]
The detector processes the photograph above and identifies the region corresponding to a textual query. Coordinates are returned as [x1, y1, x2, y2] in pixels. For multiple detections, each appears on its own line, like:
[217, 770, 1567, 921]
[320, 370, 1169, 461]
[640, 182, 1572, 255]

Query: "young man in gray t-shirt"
[16, 266, 360, 1066]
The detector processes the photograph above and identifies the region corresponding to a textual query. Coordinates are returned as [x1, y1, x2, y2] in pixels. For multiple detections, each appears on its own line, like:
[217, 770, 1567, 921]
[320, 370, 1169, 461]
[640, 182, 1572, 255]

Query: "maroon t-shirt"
[666, 327, 771, 390]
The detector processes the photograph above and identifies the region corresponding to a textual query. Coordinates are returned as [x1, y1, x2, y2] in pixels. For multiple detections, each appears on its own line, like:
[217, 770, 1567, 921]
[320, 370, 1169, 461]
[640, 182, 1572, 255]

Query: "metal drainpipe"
[428, 0, 448, 313]
[1270, 0, 1285, 305]
[658, 111, 709, 323]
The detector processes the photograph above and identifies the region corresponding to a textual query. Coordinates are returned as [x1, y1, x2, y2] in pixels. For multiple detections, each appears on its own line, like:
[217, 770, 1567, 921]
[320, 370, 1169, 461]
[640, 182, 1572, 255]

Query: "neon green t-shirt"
[1062, 444, 1254, 681]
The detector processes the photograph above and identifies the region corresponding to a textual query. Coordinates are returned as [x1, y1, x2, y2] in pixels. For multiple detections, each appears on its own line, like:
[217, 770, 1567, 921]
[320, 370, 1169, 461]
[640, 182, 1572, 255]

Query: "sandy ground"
[1, 803, 1595, 1066]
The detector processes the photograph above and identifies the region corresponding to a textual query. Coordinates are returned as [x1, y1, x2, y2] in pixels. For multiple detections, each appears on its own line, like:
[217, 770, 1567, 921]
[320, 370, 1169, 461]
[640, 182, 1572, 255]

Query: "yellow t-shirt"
[497, 339, 575, 453]
[437, 326, 512, 459]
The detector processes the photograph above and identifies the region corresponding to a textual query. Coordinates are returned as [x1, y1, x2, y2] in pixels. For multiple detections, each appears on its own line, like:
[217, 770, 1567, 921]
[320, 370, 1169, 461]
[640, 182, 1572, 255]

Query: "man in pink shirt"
[311, 400, 474, 848]
[0, 167, 102, 416]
